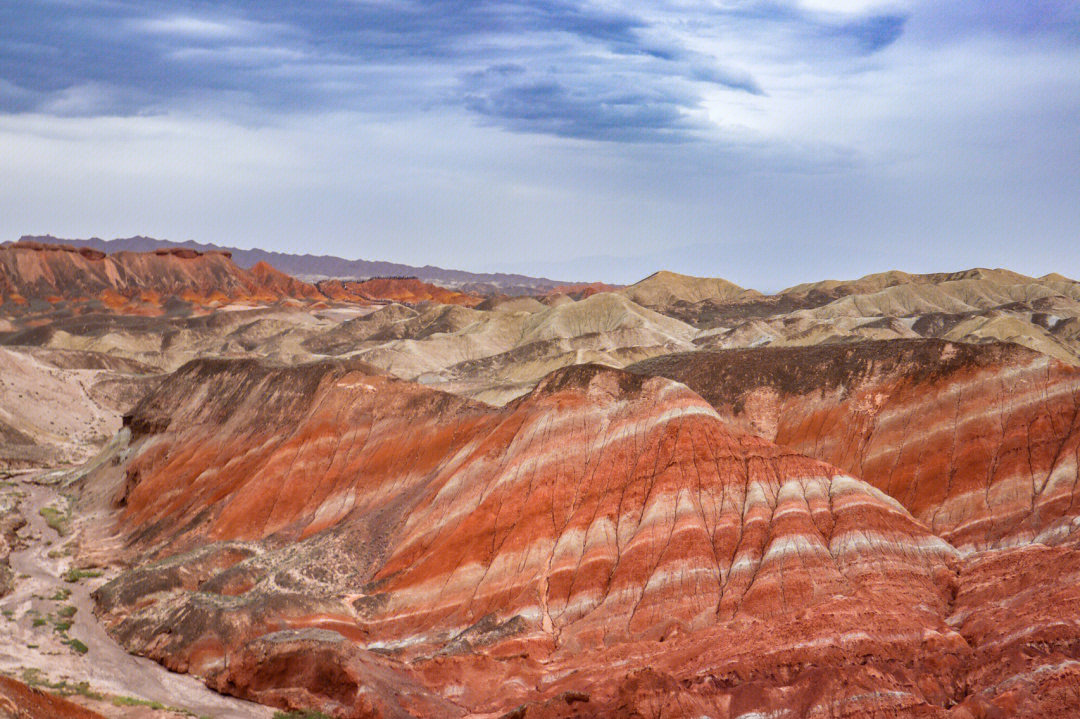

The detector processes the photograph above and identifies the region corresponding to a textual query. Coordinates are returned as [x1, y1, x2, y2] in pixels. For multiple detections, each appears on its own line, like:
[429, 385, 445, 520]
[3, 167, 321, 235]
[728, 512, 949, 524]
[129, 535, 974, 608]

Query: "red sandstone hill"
[0, 240, 326, 312]
[316, 277, 484, 306]
[627, 339, 1080, 717]
[76, 358, 1002, 718]
[628, 339, 1080, 553]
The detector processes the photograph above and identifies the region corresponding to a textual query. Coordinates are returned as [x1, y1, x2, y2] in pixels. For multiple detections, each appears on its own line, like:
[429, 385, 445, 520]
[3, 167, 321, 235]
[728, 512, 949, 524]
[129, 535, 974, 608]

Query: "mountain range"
[2, 240, 1080, 718]
[18, 235, 577, 294]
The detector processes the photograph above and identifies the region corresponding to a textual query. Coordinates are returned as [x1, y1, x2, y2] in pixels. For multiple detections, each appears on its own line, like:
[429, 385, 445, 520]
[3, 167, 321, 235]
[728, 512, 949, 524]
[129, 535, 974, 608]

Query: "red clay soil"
[630, 339, 1080, 553]
[81, 359, 1001, 718]
[0, 675, 106, 719]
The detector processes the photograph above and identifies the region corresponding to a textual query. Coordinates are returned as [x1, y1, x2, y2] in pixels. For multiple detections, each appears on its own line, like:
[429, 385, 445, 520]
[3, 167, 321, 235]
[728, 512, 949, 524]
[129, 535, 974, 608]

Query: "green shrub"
[63, 568, 103, 583]
[38, 507, 69, 536]
[112, 696, 166, 710]
[64, 638, 89, 654]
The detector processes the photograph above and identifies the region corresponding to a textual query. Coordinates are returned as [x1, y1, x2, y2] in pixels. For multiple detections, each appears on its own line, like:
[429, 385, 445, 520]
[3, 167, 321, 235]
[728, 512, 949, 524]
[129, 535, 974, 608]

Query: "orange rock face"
[0, 240, 326, 312]
[630, 339, 1080, 553]
[316, 277, 483, 306]
[87, 359, 999, 718]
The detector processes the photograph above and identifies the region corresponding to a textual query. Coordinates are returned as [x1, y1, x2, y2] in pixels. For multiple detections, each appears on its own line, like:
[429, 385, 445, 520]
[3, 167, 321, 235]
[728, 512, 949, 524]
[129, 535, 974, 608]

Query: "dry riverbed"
[0, 472, 275, 719]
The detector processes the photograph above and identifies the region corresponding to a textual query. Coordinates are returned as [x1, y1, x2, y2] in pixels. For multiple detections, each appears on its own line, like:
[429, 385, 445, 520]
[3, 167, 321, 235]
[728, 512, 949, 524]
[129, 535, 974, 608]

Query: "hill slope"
[630, 339, 1080, 551]
[81, 359, 965, 719]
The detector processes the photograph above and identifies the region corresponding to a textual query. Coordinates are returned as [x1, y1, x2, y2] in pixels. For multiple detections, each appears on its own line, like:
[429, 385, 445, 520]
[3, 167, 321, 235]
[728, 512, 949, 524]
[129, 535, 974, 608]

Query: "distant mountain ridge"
[0, 239, 325, 309]
[20, 235, 575, 294]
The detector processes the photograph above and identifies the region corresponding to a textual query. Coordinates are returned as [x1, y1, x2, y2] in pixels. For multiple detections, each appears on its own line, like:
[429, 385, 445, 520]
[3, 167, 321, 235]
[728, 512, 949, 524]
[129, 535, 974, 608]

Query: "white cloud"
[38, 83, 129, 117]
[795, 0, 910, 15]
[130, 15, 257, 40]
[169, 46, 307, 65]
[1, 1, 1078, 285]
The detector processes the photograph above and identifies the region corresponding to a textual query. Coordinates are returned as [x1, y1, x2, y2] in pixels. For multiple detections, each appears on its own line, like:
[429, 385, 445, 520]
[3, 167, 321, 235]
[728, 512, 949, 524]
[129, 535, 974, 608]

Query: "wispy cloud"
[0, 0, 910, 141]
[0, 0, 1077, 284]
[129, 15, 255, 40]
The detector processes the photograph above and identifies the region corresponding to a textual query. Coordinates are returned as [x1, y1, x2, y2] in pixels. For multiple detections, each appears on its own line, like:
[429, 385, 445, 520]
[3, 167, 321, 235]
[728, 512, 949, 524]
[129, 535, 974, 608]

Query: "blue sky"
[1, 1, 1077, 287]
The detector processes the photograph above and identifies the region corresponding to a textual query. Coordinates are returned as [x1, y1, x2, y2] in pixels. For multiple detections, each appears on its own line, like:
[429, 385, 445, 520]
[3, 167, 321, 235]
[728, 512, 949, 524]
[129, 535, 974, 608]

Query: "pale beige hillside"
[0, 347, 158, 470]
[941, 313, 1079, 364]
[780, 267, 1052, 297]
[688, 267, 1080, 364]
[795, 279, 1080, 320]
[353, 292, 696, 383]
[620, 270, 756, 309]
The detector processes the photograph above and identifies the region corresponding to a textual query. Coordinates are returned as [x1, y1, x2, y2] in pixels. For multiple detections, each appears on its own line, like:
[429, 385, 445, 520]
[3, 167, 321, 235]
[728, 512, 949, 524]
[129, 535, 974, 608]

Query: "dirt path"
[0, 473, 273, 719]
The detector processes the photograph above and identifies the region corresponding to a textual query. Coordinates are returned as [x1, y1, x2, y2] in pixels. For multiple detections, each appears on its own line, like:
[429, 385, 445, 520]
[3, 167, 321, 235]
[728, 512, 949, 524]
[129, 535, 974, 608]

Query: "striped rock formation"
[946, 542, 1080, 717]
[0, 240, 324, 312]
[630, 339, 1080, 553]
[82, 359, 977, 718]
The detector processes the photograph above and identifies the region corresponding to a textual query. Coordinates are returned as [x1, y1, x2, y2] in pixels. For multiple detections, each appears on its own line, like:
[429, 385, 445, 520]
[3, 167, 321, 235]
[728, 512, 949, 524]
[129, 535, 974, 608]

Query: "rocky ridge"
[4, 248, 1080, 716]
[69, 357, 1059, 718]
[629, 339, 1080, 552]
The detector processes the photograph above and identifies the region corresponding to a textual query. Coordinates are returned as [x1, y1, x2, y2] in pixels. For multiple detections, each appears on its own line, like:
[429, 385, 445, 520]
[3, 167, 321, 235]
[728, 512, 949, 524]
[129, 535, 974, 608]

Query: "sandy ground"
[0, 348, 127, 469]
[0, 473, 273, 719]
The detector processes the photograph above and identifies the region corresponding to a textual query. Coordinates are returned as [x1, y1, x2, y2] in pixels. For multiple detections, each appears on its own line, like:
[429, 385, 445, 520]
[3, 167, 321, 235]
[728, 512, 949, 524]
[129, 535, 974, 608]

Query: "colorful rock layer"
[83, 358, 1080, 717]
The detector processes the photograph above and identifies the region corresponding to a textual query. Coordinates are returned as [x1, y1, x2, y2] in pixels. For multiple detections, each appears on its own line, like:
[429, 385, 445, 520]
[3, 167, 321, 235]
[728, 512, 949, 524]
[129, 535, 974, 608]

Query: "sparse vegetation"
[20, 667, 44, 685]
[57, 605, 77, 619]
[50, 587, 71, 601]
[112, 696, 167, 710]
[19, 669, 103, 699]
[63, 567, 102, 583]
[32, 617, 47, 627]
[38, 506, 69, 536]
[273, 711, 334, 719]
[64, 637, 89, 654]
[111, 696, 200, 716]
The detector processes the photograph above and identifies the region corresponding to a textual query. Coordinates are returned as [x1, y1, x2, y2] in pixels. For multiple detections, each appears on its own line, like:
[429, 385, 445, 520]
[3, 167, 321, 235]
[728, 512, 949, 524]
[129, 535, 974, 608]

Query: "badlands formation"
[2, 239, 1080, 717]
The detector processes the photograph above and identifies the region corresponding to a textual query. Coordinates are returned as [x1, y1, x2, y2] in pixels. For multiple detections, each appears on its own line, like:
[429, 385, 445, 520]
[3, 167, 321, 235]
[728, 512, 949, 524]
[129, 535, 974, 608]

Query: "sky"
[1, 1, 1078, 289]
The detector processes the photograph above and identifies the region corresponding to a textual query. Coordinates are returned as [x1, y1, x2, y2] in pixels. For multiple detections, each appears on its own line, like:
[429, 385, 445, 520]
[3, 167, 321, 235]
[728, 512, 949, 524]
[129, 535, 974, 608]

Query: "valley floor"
[0, 472, 272, 719]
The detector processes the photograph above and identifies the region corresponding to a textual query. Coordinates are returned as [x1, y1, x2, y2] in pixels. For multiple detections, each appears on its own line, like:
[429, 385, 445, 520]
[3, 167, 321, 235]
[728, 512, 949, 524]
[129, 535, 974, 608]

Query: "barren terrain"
[0, 472, 272, 719]
[3, 240, 1080, 717]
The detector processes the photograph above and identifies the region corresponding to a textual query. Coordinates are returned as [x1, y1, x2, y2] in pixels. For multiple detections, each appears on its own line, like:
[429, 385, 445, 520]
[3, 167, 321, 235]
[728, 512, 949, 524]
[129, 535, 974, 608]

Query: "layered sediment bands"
[946, 544, 1080, 717]
[0, 241, 326, 310]
[629, 339, 1080, 552]
[89, 359, 968, 717]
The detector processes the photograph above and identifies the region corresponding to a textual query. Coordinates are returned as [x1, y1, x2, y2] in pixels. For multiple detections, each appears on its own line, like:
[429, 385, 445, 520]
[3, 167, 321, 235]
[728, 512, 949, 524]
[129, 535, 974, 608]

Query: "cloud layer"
[1, 1, 1078, 285]
[0, 0, 922, 141]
